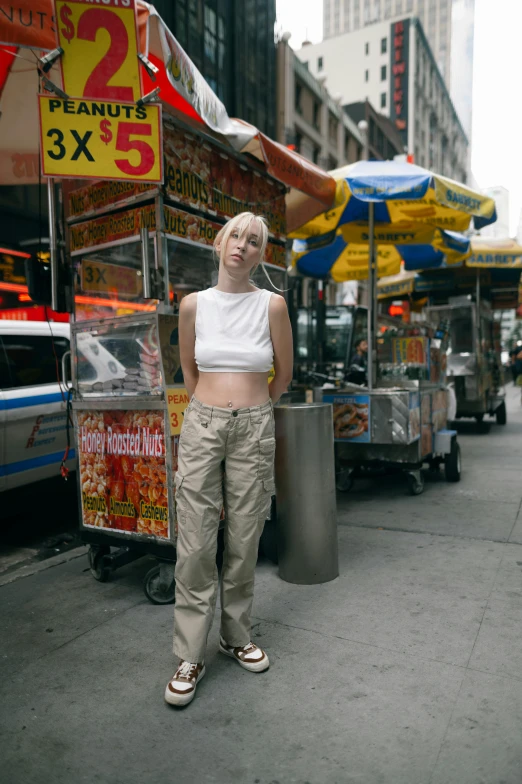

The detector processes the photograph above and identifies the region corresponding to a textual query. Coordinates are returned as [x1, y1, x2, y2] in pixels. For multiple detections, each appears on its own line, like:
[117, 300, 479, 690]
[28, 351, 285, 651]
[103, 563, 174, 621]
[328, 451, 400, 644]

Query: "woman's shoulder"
[267, 291, 287, 311]
[179, 291, 199, 316]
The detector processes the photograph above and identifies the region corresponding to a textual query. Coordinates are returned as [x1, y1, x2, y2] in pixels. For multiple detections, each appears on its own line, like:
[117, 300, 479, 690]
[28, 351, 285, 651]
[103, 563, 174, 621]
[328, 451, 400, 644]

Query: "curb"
[0, 546, 88, 588]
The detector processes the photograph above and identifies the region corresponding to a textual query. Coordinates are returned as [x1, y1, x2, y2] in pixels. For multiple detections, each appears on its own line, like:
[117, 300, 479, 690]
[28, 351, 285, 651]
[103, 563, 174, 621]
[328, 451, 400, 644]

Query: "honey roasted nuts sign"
[77, 409, 169, 539]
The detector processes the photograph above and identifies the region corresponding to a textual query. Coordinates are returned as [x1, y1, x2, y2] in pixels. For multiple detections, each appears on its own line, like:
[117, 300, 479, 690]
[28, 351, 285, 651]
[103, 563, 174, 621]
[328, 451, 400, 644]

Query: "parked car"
[0, 319, 131, 496]
[0, 320, 74, 493]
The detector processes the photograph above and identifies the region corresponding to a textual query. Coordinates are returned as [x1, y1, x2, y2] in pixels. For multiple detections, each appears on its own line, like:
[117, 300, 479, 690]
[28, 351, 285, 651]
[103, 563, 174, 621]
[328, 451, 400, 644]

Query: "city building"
[296, 16, 468, 182]
[153, 0, 277, 138]
[323, 0, 452, 83]
[517, 210, 522, 245]
[323, 1, 475, 172]
[450, 0, 474, 141]
[344, 100, 404, 161]
[479, 186, 510, 239]
[276, 35, 364, 170]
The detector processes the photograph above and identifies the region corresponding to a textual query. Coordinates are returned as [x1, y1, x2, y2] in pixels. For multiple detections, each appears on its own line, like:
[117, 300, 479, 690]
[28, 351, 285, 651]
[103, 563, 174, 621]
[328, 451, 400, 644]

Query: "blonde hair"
[214, 212, 269, 274]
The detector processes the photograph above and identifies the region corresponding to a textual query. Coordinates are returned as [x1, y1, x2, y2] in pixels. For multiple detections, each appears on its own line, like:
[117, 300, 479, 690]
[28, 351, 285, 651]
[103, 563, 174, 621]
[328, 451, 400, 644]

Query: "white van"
[0, 319, 138, 493]
[0, 320, 75, 492]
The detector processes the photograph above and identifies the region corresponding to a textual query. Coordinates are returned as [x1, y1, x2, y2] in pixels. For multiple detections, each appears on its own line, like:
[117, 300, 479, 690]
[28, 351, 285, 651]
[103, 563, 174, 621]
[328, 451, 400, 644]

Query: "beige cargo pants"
[173, 397, 275, 663]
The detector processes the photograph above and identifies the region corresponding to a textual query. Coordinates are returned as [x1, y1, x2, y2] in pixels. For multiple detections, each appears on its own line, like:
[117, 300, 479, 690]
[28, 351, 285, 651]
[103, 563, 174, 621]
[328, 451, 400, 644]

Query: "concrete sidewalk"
[1, 386, 522, 784]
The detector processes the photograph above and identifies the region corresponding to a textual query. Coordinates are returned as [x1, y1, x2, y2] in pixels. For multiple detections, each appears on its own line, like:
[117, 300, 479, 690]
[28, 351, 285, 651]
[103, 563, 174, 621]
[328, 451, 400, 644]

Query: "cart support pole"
[47, 178, 59, 313]
[140, 226, 152, 299]
[476, 268, 481, 351]
[367, 202, 376, 391]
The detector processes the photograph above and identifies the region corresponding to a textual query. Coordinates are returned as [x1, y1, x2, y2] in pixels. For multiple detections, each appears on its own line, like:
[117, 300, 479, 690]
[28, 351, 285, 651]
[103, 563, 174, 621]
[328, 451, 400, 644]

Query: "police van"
[0, 320, 127, 494]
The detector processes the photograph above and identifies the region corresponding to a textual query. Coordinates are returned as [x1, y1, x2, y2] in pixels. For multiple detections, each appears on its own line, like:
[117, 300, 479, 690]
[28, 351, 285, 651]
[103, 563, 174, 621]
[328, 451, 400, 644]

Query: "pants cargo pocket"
[257, 438, 276, 481]
[258, 438, 275, 515]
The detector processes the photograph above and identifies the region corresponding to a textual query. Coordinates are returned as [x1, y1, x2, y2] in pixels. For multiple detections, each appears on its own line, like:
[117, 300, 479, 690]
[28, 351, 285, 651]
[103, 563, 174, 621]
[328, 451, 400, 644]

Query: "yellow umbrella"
[468, 238, 522, 268]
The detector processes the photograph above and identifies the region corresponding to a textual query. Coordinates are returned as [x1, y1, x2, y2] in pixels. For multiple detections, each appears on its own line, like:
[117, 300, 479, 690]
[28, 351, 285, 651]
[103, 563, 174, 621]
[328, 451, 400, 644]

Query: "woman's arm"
[268, 294, 294, 404]
[178, 293, 199, 398]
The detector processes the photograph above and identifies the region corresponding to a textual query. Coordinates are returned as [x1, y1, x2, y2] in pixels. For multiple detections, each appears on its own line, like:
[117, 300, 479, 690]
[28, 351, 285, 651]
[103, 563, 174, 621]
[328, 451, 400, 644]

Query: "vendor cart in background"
[288, 157, 499, 496]
[426, 298, 506, 425]
[322, 316, 460, 495]
[65, 112, 288, 602]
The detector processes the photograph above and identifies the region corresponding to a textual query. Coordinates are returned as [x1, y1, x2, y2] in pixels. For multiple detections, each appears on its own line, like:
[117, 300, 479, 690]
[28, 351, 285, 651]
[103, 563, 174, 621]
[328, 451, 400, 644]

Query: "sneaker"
[164, 660, 206, 706]
[219, 637, 269, 672]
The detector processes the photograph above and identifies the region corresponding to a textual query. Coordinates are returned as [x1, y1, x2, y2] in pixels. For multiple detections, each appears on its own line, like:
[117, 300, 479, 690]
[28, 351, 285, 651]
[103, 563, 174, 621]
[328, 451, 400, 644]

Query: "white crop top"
[195, 287, 274, 373]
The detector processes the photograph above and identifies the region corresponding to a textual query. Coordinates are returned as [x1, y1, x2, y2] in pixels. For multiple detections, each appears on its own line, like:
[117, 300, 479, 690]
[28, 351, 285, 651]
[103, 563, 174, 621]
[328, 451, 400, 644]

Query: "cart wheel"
[143, 563, 176, 605]
[336, 468, 354, 493]
[407, 471, 424, 496]
[474, 413, 484, 423]
[88, 546, 111, 582]
[496, 401, 507, 425]
[444, 439, 461, 482]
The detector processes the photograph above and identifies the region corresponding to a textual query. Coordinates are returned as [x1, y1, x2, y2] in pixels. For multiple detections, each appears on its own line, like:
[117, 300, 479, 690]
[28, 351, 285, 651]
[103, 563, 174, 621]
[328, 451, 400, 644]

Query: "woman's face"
[221, 221, 262, 275]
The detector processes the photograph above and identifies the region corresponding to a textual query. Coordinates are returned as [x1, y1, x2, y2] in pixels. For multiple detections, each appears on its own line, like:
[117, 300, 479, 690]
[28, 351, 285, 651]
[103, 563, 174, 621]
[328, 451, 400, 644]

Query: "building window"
[365, 42, 369, 55]
[295, 83, 302, 114]
[381, 65, 387, 81]
[302, 61, 309, 70]
[318, 56, 324, 71]
[406, 0, 413, 10]
[313, 146, 320, 164]
[313, 102, 320, 130]
[381, 92, 387, 108]
[2, 335, 70, 388]
[381, 37, 387, 54]
[365, 69, 369, 82]
[295, 132, 303, 154]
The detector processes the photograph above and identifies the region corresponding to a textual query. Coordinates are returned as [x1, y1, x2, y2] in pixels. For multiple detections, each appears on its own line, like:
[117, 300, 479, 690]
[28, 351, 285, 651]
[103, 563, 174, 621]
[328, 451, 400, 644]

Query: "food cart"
[425, 297, 506, 425]
[322, 317, 460, 495]
[64, 112, 287, 603]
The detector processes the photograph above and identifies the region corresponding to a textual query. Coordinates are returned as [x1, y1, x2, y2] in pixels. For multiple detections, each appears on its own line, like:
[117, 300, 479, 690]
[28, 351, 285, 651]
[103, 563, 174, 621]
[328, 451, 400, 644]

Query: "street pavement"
[1, 385, 522, 784]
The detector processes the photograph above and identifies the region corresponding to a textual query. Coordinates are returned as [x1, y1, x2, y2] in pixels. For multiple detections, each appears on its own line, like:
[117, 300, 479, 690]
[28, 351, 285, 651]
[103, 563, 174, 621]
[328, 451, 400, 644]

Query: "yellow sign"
[81, 259, 140, 296]
[39, 96, 162, 183]
[166, 387, 190, 436]
[55, 0, 141, 103]
[392, 337, 428, 366]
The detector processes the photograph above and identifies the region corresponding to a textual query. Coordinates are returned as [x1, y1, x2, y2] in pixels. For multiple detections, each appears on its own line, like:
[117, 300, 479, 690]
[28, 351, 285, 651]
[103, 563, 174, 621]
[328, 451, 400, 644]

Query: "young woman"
[165, 212, 293, 707]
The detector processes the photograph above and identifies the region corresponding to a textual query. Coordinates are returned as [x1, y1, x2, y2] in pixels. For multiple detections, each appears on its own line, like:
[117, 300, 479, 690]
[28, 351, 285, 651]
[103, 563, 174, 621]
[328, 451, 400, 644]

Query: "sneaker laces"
[176, 661, 198, 680]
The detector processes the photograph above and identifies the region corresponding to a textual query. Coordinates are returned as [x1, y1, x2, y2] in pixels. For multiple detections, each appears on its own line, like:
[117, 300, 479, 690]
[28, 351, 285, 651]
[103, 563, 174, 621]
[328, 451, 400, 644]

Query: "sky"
[276, 0, 522, 236]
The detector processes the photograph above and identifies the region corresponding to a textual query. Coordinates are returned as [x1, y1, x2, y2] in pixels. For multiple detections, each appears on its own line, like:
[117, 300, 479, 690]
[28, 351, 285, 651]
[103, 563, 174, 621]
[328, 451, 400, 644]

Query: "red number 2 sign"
[55, 0, 142, 103]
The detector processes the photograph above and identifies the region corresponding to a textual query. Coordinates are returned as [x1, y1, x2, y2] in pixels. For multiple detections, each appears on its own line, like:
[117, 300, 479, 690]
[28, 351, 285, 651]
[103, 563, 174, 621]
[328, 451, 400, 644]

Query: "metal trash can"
[274, 403, 339, 584]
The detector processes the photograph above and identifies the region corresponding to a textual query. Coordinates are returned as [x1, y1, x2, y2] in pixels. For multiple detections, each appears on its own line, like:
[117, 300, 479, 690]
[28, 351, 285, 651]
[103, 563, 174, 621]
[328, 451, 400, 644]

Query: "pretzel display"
[333, 401, 369, 440]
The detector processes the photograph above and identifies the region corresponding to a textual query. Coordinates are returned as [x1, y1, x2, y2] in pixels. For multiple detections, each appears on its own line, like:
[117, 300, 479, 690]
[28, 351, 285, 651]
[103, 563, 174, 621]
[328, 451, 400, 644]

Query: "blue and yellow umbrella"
[291, 160, 497, 242]
[292, 225, 471, 282]
[289, 160, 497, 389]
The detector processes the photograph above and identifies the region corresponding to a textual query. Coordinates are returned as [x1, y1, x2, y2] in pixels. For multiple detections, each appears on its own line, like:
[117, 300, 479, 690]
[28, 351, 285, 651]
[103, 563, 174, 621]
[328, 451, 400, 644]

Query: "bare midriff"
[194, 371, 270, 409]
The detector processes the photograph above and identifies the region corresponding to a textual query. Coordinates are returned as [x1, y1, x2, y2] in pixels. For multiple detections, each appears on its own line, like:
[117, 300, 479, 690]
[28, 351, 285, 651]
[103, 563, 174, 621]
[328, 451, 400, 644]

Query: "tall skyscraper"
[153, 0, 277, 138]
[323, 0, 452, 82]
[297, 18, 468, 182]
[450, 0, 475, 140]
